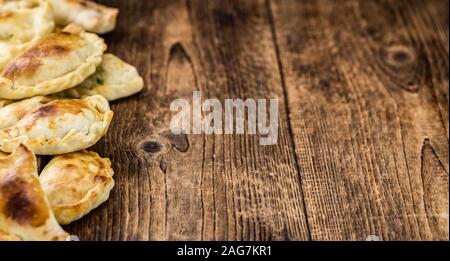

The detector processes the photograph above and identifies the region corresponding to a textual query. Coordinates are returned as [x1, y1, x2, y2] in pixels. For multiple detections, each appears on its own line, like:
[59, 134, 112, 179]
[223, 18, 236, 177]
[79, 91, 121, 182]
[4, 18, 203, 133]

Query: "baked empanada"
[40, 150, 114, 225]
[0, 144, 69, 241]
[0, 96, 52, 130]
[0, 0, 54, 71]
[0, 24, 106, 100]
[0, 95, 114, 155]
[50, 0, 118, 34]
[60, 53, 144, 101]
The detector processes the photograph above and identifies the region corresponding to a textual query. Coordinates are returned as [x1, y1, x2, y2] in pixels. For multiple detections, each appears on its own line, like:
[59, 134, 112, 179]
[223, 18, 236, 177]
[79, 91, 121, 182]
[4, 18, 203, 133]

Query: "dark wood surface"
[61, 0, 449, 241]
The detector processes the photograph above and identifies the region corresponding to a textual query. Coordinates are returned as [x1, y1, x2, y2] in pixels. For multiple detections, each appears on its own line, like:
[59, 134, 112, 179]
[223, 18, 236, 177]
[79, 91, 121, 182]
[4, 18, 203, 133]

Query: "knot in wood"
[141, 141, 163, 153]
[384, 45, 416, 67]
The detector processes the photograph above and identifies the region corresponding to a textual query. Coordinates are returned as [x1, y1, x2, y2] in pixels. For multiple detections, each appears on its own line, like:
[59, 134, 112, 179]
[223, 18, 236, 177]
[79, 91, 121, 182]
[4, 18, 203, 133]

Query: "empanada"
[0, 95, 114, 155]
[0, 24, 106, 100]
[50, 0, 118, 34]
[0, 144, 69, 241]
[40, 150, 114, 225]
[0, 96, 52, 130]
[60, 53, 144, 101]
[0, 0, 54, 71]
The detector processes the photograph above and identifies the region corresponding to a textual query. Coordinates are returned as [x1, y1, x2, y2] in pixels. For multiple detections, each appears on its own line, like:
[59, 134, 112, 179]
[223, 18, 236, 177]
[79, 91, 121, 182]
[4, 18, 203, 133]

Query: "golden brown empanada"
[0, 96, 53, 130]
[0, 95, 113, 155]
[0, 24, 106, 100]
[0, 144, 69, 241]
[50, 0, 118, 34]
[60, 53, 144, 101]
[40, 150, 114, 225]
[0, 0, 55, 71]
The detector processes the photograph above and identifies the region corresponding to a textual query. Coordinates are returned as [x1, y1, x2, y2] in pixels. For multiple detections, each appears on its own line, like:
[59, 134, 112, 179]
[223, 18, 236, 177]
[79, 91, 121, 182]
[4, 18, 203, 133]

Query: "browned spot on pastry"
[2, 33, 81, 80]
[30, 100, 87, 119]
[96, 158, 105, 169]
[64, 164, 77, 169]
[14, 97, 55, 120]
[13, 98, 51, 121]
[19, 99, 90, 132]
[60, 153, 76, 160]
[94, 175, 107, 183]
[76, 0, 89, 7]
[2, 57, 42, 81]
[34, 104, 57, 117]
[4, 192, 37, 224]
[0, 11, 14, 20]
[39, 97, 53, 105]
[28, 1, 40, 8]
[0, 174, 49, 227]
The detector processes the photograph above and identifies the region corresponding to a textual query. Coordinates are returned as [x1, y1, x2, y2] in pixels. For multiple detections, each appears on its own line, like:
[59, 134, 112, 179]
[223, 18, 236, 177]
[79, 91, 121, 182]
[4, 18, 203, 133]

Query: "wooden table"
[64, 0, 449, 241]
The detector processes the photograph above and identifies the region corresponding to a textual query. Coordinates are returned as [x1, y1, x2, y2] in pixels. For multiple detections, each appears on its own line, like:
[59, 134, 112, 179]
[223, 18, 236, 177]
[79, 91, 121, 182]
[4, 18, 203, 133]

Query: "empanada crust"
[60, 53, 144, 101]
[40, 150, 114, 225]
[0, 98, 11, 108]
[0, 95, 114, 155]
[0, 96, 53, 130]
[0, 229, 21, 241]
[0, 24, 106, 100]
[0, 0, 55, 71]
[0, 144, 69, 241]
[50, 0, 118, 34]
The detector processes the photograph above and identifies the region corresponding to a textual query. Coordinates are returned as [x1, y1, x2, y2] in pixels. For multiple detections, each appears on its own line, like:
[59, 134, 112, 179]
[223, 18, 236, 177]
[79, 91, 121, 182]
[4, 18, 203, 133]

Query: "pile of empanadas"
[0, 0, 144, 240]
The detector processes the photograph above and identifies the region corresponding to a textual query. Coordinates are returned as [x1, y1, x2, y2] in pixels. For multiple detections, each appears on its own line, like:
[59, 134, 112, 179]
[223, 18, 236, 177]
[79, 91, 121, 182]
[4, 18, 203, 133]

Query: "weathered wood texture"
[62, 0, 448, 241]
[270, 0, 449, 240]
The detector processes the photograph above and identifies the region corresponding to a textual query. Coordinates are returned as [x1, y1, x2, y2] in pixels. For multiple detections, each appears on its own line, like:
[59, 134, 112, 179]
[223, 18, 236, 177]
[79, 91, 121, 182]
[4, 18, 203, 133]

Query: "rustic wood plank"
[270, 0, 448, 240]
[63, 0, 310, 240]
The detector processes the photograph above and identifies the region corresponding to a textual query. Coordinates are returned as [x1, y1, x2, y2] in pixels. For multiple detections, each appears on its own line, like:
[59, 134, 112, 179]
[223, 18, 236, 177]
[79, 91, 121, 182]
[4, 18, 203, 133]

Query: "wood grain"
[270, 0, 448, 240]
[50, 0, 448, 240]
